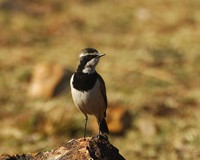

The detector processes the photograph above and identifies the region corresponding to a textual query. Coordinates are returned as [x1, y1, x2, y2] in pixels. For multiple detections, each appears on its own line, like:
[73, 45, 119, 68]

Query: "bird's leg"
[84, 114, 88, 139]
[97, 120, 101, 139]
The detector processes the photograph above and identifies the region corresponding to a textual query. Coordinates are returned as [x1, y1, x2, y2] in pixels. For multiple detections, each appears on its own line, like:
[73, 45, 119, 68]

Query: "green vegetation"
[0, 0, 200, 159]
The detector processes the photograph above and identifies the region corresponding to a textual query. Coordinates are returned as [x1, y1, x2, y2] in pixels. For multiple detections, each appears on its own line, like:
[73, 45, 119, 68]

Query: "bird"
[70, 48, 109, 139]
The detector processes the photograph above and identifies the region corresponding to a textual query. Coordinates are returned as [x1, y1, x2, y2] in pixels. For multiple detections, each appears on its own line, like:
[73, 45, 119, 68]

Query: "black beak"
[98, 53, 106, 58]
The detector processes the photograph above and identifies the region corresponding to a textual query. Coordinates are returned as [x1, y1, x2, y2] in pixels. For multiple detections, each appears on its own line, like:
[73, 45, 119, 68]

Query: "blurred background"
[0, 0, 200, 159]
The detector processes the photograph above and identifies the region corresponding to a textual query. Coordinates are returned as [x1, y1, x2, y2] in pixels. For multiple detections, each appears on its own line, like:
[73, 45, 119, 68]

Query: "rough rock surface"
[0, 136, 126, 160]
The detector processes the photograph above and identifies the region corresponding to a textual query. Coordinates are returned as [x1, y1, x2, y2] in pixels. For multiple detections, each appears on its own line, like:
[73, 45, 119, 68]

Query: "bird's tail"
[99, 118, 109, 134]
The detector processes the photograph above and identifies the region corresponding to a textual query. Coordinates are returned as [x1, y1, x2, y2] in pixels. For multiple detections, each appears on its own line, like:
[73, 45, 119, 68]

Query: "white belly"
[70, 75, 106, 119]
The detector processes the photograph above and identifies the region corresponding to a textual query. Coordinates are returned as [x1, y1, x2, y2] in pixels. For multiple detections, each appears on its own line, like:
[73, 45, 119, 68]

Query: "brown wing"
[97, 73, 107, 117]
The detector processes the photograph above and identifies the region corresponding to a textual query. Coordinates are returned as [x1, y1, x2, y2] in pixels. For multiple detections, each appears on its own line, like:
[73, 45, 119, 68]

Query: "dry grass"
[0, 0, 200, 159]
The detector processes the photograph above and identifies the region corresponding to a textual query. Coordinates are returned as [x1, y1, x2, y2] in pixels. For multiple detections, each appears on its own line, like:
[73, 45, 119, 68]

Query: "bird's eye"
[80, 54, 98, 63]
[91, 55, 97, 58]
[88, 55, 97, 60]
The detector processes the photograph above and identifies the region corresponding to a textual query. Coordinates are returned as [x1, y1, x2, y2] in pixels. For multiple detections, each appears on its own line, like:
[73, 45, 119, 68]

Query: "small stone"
[92, 105, 132, 135]
[28, 63, 72, 99]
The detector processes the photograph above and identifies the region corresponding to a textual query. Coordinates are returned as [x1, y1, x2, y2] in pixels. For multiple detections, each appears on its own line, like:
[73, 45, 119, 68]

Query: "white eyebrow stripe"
[79, 52, 99, 58]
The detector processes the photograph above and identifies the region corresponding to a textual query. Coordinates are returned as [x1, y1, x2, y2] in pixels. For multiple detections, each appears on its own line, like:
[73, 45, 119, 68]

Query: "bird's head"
[77, 48, 105, 74]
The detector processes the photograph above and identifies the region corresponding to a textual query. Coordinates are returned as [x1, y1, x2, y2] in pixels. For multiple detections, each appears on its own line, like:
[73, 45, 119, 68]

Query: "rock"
[0, 136, 126, 160]
[28, 63, 72, 99]
[92, 105, 132, 135]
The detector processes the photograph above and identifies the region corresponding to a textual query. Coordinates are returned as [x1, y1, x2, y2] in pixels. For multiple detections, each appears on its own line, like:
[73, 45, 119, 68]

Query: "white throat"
[82, 66, 96, 74]
[82, 58, 99, 74]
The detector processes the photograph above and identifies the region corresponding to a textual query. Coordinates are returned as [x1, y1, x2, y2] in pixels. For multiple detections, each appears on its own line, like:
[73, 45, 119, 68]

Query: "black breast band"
[73, 72, 98, 91]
